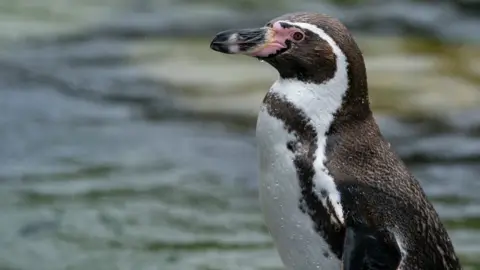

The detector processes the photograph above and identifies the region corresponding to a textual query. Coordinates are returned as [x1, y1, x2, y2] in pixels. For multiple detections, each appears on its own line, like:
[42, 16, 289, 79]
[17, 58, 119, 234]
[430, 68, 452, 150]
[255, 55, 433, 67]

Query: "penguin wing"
[342, 226, 402, 270]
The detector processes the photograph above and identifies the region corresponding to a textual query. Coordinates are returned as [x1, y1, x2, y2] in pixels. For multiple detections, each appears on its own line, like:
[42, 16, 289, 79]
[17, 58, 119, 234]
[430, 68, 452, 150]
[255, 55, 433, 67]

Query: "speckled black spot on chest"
[263, 92, 345, 259]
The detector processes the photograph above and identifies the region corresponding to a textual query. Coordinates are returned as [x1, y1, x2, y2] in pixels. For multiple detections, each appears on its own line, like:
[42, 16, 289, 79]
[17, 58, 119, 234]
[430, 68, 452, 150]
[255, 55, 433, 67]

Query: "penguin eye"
[292, 32, 304, 41]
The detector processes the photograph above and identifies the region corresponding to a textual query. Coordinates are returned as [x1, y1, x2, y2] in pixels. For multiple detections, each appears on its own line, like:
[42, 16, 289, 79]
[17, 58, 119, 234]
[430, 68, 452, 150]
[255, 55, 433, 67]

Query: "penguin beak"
[210, 27, 286, 57]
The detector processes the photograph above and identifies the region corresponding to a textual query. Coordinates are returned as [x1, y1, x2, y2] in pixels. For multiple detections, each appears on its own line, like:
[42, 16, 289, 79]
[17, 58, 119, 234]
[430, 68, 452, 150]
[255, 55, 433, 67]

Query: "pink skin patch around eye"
[248, 21, 302, 57]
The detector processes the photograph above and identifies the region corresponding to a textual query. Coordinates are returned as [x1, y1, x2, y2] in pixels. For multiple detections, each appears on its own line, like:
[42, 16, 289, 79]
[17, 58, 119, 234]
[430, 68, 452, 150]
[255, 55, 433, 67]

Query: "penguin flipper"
[342, 226, 402, 270]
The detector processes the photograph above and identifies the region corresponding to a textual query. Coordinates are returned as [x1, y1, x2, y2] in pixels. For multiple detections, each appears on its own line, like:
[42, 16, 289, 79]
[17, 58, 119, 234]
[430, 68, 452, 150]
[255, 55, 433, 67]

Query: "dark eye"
[292, 32, 304, 41]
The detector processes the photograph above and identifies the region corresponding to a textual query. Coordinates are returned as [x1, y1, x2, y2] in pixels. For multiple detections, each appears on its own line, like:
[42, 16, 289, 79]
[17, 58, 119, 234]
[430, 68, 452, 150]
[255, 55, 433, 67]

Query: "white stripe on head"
[269, 21, 350, 224]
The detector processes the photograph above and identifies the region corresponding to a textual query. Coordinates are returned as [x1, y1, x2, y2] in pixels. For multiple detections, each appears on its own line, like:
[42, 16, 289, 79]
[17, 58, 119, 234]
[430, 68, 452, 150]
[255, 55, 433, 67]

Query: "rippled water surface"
[0, 1, 480, 269]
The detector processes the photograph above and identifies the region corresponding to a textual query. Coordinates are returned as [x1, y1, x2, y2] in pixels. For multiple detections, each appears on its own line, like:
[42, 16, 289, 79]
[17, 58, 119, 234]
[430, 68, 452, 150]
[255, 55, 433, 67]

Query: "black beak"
[210, 27, 271, 55]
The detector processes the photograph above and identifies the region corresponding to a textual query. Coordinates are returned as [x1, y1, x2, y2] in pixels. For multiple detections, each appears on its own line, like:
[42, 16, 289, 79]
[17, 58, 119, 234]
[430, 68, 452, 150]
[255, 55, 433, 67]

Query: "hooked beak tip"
[210, 41, 227, 53]
[209, 40, 220, 51]
[209, 31, 236, 54]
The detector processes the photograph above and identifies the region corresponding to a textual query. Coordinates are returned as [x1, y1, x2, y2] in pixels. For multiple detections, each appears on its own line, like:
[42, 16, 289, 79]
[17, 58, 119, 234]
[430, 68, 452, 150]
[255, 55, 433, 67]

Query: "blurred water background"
[0, 0, 479, 269]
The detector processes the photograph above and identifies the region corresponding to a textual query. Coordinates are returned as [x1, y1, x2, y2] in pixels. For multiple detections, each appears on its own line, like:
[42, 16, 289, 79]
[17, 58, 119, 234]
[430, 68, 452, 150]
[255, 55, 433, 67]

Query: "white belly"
[256, 106, 341, 270]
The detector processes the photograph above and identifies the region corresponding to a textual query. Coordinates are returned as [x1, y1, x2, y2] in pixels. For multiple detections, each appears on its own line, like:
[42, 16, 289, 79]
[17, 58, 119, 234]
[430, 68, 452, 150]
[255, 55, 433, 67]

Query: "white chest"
[256, 105, 342, 270]
[255, 77, 348, 269]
